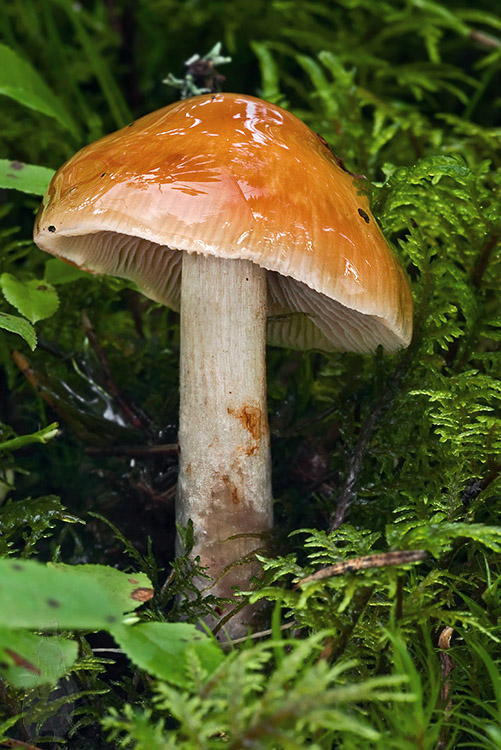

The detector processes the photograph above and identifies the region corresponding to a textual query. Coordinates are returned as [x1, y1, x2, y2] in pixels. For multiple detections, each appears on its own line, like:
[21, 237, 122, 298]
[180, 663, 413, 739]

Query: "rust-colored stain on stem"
[227, 405, 264, 455]
[219, 474, 240, 505]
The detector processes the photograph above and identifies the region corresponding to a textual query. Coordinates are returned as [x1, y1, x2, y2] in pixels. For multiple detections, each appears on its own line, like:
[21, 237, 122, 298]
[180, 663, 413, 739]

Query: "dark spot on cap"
[358, 208, 370, 223]
[12, 563, 23, 571]
[48, 225, 56, 233]
[9, 161, 24, 171]
[211, 95, 216, 101]
[106, 615, 117, 624]
[47, 598, 60, 608]
[128, 578, 139, 584]
[130, 587, 154, 603]
[68, 187, 76, 194]
[37, 285, 48, 291]
[101, 173, 106, 178]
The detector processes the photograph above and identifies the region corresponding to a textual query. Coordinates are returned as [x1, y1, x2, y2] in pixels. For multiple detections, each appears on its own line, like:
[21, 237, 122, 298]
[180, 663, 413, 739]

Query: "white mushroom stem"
[178, 252, 273, 633]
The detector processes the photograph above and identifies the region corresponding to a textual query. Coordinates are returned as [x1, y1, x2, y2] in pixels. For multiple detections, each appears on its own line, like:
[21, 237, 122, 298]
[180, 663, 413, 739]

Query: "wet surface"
[34, 93, 413, 351]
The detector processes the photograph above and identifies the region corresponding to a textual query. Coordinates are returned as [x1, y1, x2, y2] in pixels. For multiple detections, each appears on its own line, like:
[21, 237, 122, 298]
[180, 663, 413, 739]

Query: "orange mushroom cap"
[34, 93, 412, 353]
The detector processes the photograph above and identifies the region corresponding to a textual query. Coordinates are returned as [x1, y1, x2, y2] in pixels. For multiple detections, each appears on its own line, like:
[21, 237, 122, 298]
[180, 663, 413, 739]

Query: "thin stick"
[219, 621, 297, 649]
[438, 626, 455, 749]
[0, 739, 43, 750]
[469, 29, 501, 49]
[11, 351, 57, 409]
[294, 549, 427, 587]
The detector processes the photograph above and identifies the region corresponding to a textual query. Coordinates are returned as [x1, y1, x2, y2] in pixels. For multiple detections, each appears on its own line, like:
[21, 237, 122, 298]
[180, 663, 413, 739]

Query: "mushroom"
[33, 93, 412, 636]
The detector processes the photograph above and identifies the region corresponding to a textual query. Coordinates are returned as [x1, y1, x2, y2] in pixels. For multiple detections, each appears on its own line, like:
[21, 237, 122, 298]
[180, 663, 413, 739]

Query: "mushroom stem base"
[178, 252, 272, 637]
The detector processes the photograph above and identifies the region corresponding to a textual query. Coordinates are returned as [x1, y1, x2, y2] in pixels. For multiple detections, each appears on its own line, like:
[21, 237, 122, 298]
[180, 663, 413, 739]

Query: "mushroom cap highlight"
[34, 93, 412, 353]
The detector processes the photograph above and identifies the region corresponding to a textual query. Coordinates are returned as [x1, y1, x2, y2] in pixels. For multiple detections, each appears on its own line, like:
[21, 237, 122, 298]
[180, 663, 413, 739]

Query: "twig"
[0, 740, 43, 750]
[85, 444, 178, 457]
[468, 29, 501, 49]
[294, 549, 427, 587]
[438, 626, 455, 706]
[211, 598, 250, 639]
[11, 351, 57, 409]
[219, 621, 297, 649]
[438, 626, 455, 749]
[128, 475, 177, 506]
[36, 337, 72, 360]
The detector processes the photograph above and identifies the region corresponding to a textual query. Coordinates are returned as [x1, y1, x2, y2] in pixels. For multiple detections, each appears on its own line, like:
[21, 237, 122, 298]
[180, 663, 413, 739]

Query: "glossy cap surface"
[34, 93, 412, 352]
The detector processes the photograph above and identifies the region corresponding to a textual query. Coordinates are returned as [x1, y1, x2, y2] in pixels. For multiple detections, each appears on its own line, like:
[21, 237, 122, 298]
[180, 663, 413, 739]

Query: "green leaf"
[110, 622, 224, 687]
[0, 43, 77, 134]
[0, 423, 59, 452]
[0, 159, 55, 195]
[0, 559, 125, 630]
[44, 258, 91, 285]
[0, 627, 78, 688]
[50, 564, 154, 613]
[0, 273, 59, 324]
[0, 312, 36, 350]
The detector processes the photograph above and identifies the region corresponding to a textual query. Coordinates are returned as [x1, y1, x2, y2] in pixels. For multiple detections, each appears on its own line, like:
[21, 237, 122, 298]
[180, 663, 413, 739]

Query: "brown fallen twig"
[469, 29, 501, 49]
[294, 549, 427, 587]
[219, 621, 297, 649]
[438, 626, 455, 707]
[128, 475, 177, 506]
[0, 739, 43, 750]
[438, 626, 455, 749]
[11, 351, 57, 409]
